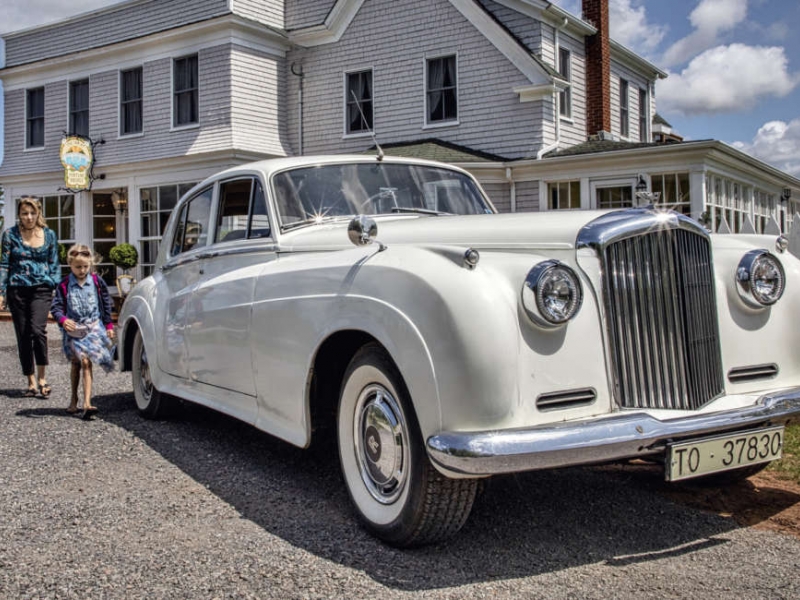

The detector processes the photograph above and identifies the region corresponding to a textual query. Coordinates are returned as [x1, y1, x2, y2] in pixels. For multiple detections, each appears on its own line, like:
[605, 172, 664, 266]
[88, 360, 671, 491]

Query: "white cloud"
[658, 44, 798, 115]
[662, 0, 748, 67]
[732, 119, 800, 177]
[609, 0, 667, 56]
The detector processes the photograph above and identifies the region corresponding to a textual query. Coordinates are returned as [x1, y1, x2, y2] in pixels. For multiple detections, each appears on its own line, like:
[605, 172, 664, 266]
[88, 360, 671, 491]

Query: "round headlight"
[736, 250, 785, 308]
[522, 260, 583, 327]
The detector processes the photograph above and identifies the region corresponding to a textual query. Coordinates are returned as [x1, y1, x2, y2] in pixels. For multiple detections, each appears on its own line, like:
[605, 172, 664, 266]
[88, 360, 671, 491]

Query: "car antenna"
[350, 90, 383, 161]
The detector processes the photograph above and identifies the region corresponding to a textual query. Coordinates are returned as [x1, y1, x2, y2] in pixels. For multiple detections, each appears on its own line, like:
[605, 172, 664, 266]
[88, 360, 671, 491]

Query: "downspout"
[506, 167, 516, 213]
[291, 63, 304, 155]
[537, 17, 569, 160]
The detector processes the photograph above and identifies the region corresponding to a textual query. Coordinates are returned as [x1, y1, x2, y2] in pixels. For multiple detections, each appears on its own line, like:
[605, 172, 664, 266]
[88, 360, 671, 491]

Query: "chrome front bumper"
[426, 387, 800, 476]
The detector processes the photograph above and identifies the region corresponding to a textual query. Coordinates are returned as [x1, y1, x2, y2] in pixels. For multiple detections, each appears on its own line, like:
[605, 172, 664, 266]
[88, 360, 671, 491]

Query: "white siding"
[548, 30, 587, 148]
[232, 0, 284, 29]
[286, 0, 546, 159]
[230, 45, 291, 156]
[3, 0, 230, 68]
[515, 179, 540, 212]
[610, 59, 650, 142]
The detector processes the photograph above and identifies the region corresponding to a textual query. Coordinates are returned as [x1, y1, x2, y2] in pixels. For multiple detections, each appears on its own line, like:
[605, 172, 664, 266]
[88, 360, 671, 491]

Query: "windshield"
[272, 162, 493, 228]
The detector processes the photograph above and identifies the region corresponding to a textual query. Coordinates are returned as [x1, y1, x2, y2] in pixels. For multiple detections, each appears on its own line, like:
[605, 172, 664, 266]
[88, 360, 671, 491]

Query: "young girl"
[50, 244, 116, 419]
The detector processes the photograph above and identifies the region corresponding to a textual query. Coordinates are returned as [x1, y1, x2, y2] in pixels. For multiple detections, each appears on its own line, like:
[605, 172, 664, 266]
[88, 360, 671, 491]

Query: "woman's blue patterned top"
[0, 225, 61, 296]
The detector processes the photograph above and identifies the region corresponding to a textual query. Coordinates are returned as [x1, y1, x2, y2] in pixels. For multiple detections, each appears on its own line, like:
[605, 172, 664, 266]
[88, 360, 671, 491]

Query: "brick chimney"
[583, 0, 611, 138]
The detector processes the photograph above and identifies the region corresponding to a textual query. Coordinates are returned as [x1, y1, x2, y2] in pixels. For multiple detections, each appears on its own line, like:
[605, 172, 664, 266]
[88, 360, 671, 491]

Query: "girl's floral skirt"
[62, 320, 115, 373]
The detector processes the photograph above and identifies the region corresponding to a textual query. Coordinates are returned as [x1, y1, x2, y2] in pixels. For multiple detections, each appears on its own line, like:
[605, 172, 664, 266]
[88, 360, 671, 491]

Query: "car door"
[155, 186, 213, 379]
[186, 176, 277, 410]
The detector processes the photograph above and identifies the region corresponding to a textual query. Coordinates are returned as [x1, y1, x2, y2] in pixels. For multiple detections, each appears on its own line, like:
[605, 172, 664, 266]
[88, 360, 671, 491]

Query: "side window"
[170, 186, 212, 256]
[216, 179, 252, 243]
[249, 180, 271, 238]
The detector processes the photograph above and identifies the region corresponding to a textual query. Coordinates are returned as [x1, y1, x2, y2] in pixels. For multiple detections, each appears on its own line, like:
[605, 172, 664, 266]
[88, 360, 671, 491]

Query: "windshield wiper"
[390, 207, 453, 216]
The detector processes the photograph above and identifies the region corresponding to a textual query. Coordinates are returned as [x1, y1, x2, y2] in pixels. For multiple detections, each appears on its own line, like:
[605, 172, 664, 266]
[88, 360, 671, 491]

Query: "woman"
[0, 197, 61, 397]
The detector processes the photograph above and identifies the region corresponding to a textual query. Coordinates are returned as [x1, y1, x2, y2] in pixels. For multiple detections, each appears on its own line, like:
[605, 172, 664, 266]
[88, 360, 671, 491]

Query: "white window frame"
[343, 68, 374, 138]
[619, 79, 630, 139]
[119, 66, 144, 138]
[558, 47, 572, 119]
[423, 53, 459, 128]
[172, 54, 199, 130]
[25, 87, 46, 150]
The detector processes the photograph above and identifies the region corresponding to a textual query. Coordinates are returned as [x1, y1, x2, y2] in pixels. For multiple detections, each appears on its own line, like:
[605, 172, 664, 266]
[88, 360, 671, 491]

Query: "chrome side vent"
[728, 364, 778, 383]
[536, 388, 597, 411]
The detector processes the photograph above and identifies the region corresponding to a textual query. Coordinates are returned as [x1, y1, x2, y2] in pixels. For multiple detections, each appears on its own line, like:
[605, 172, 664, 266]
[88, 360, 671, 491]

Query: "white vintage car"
[118, 155, 800, 547]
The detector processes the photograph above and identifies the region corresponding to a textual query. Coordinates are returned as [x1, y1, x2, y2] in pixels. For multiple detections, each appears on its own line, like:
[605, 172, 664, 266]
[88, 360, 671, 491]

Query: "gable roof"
[288, 0, 555, 86]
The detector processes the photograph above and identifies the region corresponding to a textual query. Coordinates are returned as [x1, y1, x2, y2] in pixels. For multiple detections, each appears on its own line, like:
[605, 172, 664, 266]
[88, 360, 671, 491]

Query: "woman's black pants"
[7, 285, 52, 376]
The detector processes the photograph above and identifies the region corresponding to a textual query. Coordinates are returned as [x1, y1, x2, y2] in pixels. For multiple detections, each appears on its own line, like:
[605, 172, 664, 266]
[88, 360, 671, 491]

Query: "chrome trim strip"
[728, 364, 779, 382]
[426, 387, 800, 476]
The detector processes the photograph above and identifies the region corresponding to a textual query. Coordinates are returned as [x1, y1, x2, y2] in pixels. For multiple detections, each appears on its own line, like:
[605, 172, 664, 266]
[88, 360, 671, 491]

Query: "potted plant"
[109, 243, 139, 298]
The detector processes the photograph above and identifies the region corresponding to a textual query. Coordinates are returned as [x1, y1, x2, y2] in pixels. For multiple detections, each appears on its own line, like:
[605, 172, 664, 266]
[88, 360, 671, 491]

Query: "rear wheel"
[337, 343, 478, 547]
[132, 330, 176, 419]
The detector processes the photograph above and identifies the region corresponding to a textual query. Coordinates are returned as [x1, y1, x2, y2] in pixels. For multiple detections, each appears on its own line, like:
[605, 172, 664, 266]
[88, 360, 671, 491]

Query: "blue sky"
[1, 0, 798, 176]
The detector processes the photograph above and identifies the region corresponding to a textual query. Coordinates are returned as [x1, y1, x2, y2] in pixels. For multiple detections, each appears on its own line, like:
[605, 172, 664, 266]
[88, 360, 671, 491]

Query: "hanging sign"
[60, 135, 94, 192]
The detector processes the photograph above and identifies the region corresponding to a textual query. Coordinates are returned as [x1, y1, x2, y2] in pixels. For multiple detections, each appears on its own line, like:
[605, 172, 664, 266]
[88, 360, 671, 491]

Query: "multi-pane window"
[346, 70, 373, 134]
[704, 173, 779, 234]
[69, 80, 89, 137]
[215, 178, 272, 242]
[41, 194, 75, 277]
[26, 88, 45, 148]
[638, 88, 648, 142]
[173, 54, 198, 127]
[139, 182, 196, 276]
[92, 193, 117, 286]
[651, 172, 690, 215]
[548, 181, 580, 209]
[426, 55, 457, 124]
[619, 78, 629, 138]
[558, 47, 572, 118]
[597, 186, 633, 209]
[120, 67, 143, 135]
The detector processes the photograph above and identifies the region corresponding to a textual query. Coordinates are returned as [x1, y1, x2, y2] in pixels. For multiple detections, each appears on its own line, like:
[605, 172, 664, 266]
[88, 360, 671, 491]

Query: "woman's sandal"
[38, 382, 52, 399]
[23, 387, 38, 398]
[81, 407, 98, 420]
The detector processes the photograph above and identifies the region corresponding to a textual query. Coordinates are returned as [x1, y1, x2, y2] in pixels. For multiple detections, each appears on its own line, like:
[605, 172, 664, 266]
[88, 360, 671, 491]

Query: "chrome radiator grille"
[603, 228, 725, 410]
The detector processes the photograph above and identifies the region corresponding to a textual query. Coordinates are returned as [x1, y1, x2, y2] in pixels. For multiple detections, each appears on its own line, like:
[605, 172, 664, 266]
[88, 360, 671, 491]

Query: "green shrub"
[58, 243, 68, 265]
[108, 243, 139, 272]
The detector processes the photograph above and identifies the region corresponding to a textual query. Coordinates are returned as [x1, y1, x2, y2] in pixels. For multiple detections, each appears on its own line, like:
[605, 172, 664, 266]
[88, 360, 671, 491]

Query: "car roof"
[212, 154, 474, 180]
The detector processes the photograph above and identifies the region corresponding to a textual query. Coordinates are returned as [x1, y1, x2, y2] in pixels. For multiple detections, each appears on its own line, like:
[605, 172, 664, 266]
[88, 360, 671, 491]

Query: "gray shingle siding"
[232, 0, 284, 29]
[0, 43, 283, 177]
[515, 179, 540, 212]
[2, 0, 230, 68]
[477, 0, 544, 56]
[286, 0, 546, 159]
[286, 0, 336, 30]
[231, 45, 290, 156]
[481, 182, 510, 213]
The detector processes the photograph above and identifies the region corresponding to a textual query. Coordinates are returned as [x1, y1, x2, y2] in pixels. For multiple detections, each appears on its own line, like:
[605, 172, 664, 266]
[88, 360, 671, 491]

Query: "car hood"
[277, 210, 616, 252]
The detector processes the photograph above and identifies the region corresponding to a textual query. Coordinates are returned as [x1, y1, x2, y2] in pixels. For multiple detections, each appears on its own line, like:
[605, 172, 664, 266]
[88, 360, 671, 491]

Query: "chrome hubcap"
[353, 384, 408, 504]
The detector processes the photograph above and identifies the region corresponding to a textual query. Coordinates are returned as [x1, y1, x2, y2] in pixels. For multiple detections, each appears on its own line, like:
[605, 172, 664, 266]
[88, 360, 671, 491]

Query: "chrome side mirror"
[348, 215, 378, 247]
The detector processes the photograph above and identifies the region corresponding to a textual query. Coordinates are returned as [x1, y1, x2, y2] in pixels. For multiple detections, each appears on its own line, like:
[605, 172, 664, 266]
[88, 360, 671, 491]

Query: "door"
[155, 186, 213, 379]
[186, 176, 276, 403]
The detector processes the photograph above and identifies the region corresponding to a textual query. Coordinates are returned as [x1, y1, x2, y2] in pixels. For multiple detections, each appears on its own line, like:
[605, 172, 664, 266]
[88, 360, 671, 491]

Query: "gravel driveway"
[1, 321, 799, 599]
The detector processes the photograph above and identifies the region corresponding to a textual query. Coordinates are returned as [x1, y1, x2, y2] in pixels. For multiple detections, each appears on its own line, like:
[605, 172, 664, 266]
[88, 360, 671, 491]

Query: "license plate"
[666, 426, 784, 482]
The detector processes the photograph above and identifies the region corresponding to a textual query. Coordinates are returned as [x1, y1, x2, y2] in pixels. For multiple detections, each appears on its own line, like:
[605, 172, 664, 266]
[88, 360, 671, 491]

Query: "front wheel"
[132, 330, 176, 419]
[337, 343, 478, 547]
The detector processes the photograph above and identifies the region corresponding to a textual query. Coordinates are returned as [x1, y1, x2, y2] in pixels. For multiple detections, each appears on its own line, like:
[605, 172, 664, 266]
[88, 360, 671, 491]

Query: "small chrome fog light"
[776, 235, 789, 253]
[522, 260, 583, 327]
[736, 249, 785, 308]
